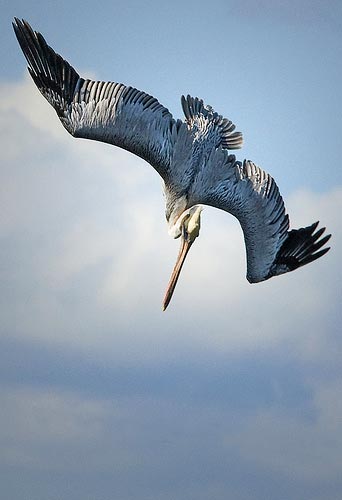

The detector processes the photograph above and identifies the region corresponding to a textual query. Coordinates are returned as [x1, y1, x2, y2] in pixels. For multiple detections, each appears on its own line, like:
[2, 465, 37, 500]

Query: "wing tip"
[270, 220, 331, 278]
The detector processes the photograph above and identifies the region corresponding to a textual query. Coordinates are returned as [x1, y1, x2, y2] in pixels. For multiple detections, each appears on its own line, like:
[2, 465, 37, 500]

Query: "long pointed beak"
[162, 235, 194, 311]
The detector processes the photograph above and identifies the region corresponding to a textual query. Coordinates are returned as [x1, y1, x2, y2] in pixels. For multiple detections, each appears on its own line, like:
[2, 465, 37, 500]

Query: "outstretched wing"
[191, 151, 330, 282]
[13, 18, 183, 180]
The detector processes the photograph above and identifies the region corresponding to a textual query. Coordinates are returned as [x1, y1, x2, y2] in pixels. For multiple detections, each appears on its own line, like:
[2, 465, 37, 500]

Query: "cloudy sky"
[1, 1, 341, 499]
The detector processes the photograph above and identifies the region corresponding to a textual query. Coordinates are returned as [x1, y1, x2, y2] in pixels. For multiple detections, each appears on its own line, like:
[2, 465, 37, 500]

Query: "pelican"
[13, 19, 331, 310]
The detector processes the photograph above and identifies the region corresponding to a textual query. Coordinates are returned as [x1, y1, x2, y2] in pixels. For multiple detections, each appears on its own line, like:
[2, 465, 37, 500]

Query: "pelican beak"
[162, 230, 194, 311]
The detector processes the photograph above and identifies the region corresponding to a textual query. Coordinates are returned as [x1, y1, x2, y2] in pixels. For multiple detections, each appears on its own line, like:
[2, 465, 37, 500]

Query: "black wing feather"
[269, 221, 331, 275]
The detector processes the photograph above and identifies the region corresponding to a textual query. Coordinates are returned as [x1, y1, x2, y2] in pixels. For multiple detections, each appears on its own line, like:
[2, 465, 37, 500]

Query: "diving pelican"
[13, 19, 331, 310]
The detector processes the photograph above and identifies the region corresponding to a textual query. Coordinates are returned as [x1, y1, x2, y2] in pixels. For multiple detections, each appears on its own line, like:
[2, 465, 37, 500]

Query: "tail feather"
[269, 221, 331, 277]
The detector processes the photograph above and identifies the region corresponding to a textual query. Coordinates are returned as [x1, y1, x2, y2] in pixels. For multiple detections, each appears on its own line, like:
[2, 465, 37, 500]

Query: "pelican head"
[163, 205, 203, 310]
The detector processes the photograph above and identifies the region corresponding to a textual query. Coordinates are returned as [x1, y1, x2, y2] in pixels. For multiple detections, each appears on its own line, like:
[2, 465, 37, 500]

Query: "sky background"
[1, 1, 341, 499]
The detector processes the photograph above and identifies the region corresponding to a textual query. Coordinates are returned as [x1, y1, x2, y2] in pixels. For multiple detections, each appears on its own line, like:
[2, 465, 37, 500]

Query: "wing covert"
[181, 94, 243, 150]
[190, 152, 290, 282]
[191, 150, 330, 282]
[13, 18, 180, 180]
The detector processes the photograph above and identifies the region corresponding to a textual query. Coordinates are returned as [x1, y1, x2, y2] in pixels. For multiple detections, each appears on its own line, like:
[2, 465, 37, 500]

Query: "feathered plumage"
[13, 18, 331, 307]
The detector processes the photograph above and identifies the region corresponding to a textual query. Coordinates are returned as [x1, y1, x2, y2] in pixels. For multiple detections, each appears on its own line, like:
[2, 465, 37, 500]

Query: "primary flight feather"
[13, 18, 331, 310]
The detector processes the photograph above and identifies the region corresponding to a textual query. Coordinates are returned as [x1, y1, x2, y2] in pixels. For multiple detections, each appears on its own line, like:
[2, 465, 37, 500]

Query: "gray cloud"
[1, 76, 341, 500]
[226, 379, 342, 481]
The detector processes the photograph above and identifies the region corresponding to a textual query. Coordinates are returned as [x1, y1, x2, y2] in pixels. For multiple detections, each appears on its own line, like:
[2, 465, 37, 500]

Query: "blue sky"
[1, 1, 342, 500]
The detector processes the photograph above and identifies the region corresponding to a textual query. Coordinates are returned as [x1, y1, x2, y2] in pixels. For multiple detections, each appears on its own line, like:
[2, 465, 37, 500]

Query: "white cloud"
[0, 76, 340, 363]
[3, 11, 341, 499]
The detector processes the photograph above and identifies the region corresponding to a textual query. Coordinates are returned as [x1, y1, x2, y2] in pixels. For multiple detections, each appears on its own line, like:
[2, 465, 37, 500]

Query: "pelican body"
[13, 19, 331, 310]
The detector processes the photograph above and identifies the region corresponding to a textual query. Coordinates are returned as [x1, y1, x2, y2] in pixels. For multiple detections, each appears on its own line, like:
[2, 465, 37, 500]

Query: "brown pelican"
[13, 18, 331, 310]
